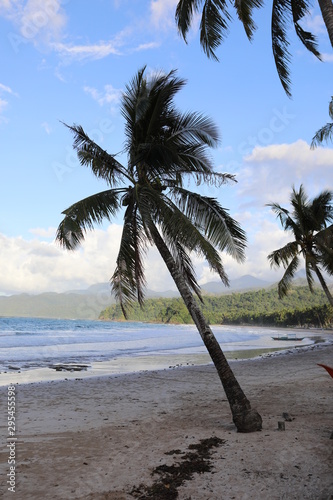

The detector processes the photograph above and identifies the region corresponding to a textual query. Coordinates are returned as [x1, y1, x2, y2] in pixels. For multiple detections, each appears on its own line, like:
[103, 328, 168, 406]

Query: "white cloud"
[322, 52, 333, 63]
[0, 83, 16, 95]
[237, 140, 333, 208]
[0, 97, 8, 113]
[51, 41, 121, 61]
[0, 82, 17, 121]
[302, 12, 326, 36]
[0, 218, 292, 297]
[84, 84, 122, 111]
[29, 226, 55, 238]
[1, 0, 67, 45]
[133, 41, 160, 52]
[4, 137, 333, 297]
[150, 0, 179, 30]
[41, 121, 51, 134]
[0, 225, 177, 295]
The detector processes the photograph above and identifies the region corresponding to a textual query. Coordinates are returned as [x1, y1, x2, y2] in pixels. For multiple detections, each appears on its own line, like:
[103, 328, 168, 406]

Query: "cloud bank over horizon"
[2, 139, 329, 296]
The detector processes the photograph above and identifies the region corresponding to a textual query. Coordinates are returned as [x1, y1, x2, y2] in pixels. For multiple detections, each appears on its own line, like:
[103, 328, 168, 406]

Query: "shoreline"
[1, 330, 331, 387]
[0, 343, 332, 499]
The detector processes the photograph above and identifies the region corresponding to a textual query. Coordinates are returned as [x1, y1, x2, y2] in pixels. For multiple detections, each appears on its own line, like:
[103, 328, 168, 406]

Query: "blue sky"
[0, 0, 332, 295]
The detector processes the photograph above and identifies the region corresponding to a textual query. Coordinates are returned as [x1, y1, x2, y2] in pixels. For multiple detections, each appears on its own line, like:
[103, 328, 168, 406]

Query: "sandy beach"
[1, 343, 332, 500]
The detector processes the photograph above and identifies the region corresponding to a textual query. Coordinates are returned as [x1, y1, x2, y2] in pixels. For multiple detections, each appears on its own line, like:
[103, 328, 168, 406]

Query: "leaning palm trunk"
[318, 0, 333, 47]
[314, 266, 333, 306]
[150, 224, 262, 432]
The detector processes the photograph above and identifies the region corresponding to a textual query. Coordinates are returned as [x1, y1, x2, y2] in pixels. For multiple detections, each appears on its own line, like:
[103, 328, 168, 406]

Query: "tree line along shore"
[99, 285, 333, 328]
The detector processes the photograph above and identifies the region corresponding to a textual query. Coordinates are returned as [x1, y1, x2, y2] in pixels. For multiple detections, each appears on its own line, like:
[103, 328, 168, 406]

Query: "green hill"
[99, 286, 333, 328]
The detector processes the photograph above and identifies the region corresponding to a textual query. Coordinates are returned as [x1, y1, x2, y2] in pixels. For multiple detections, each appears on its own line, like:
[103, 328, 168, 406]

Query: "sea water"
[0, 317, 318, 385]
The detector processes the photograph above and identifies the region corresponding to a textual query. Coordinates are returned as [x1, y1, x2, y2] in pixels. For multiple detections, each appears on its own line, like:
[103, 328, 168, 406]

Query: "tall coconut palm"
[56, 67, 262, 432]
[311, 96, 333, 148]
[267, 185, 333, 305]
[175, 0, 325, 97]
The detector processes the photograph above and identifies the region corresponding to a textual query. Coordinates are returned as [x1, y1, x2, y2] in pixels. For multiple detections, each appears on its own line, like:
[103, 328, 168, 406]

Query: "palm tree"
[311, 96, 333, 148]
[175, 0, 327, 97]
[56, 67, 262, 432]
[267, 185, 333, 306]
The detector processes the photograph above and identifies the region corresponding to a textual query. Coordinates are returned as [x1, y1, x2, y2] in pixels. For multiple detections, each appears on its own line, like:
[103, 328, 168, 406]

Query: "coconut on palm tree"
[56, 67, 262, 432]
[267, 184, 333, 305]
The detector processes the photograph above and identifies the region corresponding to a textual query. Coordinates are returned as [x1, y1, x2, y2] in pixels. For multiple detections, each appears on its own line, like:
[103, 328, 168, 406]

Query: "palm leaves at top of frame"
[175, 0, 322, 97]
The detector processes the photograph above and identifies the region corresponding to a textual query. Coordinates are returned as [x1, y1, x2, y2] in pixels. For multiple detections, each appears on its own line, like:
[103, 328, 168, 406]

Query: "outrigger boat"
[271, 333, 304, 341]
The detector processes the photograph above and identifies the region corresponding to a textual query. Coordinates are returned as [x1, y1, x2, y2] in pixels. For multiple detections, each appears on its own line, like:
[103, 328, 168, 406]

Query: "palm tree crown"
[57, 67, 246, 315]
[267, 184, 333, 305]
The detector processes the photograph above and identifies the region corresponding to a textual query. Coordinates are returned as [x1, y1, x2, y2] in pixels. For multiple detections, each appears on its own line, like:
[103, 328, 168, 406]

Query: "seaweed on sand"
[130, 436, 225, 499]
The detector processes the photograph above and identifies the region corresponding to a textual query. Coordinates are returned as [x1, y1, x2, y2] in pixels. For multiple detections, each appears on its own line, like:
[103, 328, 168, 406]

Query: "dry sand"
[1, 343, 333, 500]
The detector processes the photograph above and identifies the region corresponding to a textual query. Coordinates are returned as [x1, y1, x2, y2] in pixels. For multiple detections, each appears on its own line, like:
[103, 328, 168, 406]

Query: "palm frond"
[145, 110, 220, 177]
[277, 254, 300, 297]
[267, 241, 299, 269]
[56, 189, 122, 250]
[171, 240, 204, 301]
[170, 111, 220, 149]
[111, 202, 147, 317]
[266, 201, 294, 231]
[304, 253, 316, 293]
[175, 0, 200, 42]
[63, 123, 129, 186]
[234, 0, 263, 40]
[152, 191, 231, 286]
[136, 185, 205, 299]
[164, 172, 236, 189]
[272, 0, 292, 97]
[200, 0, 231, 61]
[291, 0, 321, 60]
[311, 97, 333, 148]
[311, 191, 333, 227]
[56, 216, 85, 251]
[311, 122, 333, 148]
[171, 188, 246, 261]
[315, 225, 333, 274]
[122, 68, 185, 142]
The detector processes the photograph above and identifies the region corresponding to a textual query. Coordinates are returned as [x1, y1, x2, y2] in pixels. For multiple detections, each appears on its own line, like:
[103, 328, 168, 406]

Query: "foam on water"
[0, 317, 322, 383]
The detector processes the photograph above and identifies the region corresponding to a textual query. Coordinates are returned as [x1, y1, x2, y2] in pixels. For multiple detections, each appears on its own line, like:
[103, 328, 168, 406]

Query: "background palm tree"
[267, 184, 333, 305]
[311, 96, 333, 148]
[56, 67, 262, 432]
[175, 0, 329, 97]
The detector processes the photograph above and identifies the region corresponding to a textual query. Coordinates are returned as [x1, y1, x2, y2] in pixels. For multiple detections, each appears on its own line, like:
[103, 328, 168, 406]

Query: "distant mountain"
[0, 283, 179, 320]
[6, 273, 328, 320]
[0, 290, 115, 320]
[202, 275, 273, 295]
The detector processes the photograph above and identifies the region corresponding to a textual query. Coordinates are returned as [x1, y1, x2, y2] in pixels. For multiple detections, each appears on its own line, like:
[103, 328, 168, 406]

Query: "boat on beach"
[271, 333, 305, 341]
